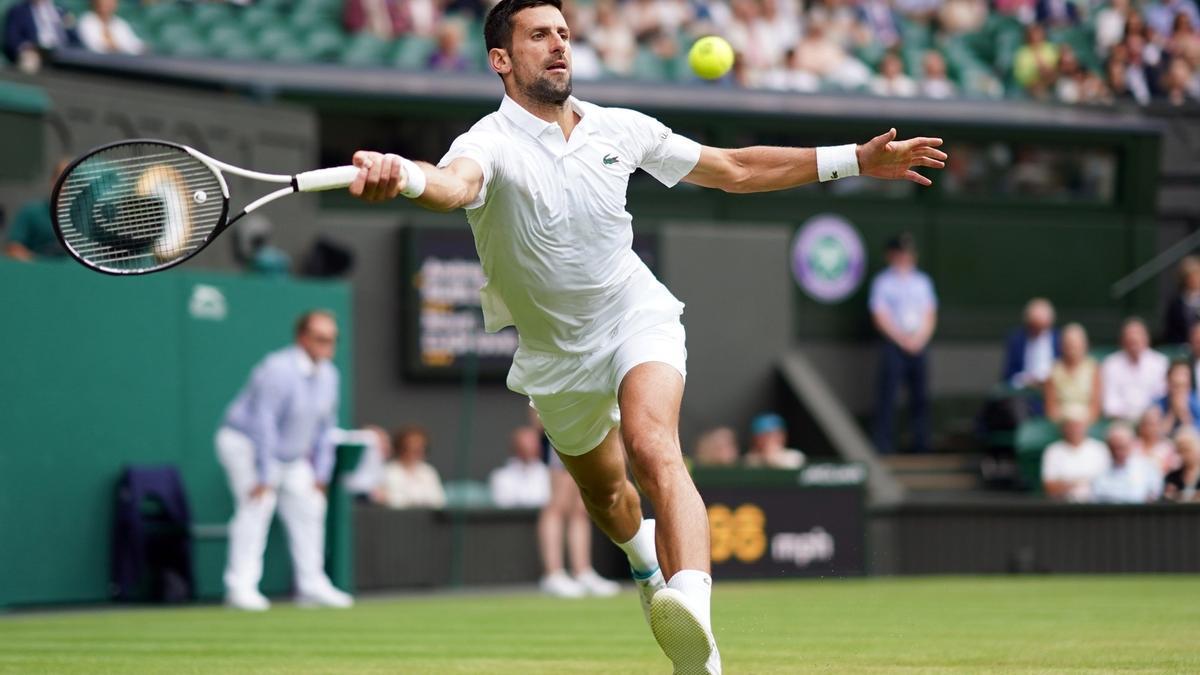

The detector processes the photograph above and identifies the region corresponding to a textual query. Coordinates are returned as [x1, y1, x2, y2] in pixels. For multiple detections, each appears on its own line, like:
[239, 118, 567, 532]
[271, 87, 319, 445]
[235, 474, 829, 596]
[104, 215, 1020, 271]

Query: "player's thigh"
[555, 425, 630, 504]
[618, 362, 685, 451]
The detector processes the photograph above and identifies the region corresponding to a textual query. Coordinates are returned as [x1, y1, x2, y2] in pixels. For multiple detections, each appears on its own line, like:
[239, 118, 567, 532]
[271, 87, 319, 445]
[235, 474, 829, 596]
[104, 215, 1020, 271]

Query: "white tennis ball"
[689, 36, 735, 80]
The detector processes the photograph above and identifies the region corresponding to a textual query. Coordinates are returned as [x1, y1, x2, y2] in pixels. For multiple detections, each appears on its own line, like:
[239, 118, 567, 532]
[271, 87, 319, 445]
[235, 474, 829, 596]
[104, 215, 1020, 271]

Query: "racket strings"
[54, 143, 225, 273]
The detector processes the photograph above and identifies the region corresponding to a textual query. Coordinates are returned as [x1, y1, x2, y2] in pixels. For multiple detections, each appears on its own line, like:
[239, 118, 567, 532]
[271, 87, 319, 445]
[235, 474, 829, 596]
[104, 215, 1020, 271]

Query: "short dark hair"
[295, 309, 336, 337]
[885, 232, 916, 254]
[484, 0, 563, 53]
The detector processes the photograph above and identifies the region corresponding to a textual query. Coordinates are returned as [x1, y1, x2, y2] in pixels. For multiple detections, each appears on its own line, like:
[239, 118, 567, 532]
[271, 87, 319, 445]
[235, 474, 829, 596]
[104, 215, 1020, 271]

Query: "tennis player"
[349, 1, 946, 670]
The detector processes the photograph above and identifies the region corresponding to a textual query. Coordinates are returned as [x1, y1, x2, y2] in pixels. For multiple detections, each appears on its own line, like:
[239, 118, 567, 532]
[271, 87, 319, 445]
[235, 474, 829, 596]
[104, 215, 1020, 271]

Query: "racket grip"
[294, 165, 360, 192]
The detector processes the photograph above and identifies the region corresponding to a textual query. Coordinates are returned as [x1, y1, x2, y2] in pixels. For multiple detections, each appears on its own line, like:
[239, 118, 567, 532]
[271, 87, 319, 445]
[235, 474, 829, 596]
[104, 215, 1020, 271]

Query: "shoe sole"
[650, 590, 716, 675]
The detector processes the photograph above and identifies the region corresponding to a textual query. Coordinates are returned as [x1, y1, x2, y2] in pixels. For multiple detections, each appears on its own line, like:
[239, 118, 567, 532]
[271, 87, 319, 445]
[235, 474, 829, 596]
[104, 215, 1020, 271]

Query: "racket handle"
[294, 165, 360, 192]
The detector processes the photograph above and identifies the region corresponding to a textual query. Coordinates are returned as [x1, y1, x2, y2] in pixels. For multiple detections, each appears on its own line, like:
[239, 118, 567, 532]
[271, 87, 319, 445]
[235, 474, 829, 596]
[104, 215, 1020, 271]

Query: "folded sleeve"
[438, 131, 501, 210]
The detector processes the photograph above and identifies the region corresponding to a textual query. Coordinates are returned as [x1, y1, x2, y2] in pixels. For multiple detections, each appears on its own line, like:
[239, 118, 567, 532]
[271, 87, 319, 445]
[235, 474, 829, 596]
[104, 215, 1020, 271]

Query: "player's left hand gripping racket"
[51, 139, 360, 275]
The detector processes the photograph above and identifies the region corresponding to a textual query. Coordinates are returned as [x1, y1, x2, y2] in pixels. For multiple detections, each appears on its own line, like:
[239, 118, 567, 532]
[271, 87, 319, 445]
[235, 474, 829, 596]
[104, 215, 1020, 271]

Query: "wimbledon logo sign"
[791, 214, 865, 304]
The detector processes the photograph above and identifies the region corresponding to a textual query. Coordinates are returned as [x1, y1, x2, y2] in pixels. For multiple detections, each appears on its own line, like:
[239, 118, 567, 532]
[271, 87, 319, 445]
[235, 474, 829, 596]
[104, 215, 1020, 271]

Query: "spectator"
[535, 421, 619, 598]
[871, 233, 937, 454]
[343, 0, 409, 40]
[3, 0, 78, 70]
[589, 0, 636, 75]
[1189, 322, 1200, 391]
[1096, 0, 1131, 56]
[560, 0, 603, 80]
[994, 0, 1036, 25]
[1041, 405, 1110, 502]
[793, 18, 871, 89]
[1163, 427, 1200, 502]
[4, 159, 69, 261]
[427, 19, 470, 72]
[1121, 32, 1161, 104]
[693, 426, 740, 467]
[919, 50, 957, 99]
[1158, 360, 1200, 434]
[1134, 405, 1179, 475]
[1091, 423, 1163, 503]
[340, 425, 394, 499]
[894, 0, 942, 24]
[869, 50, 919, 97]
[1014, 24, 1060, 98]
[380, 425, 446, 509]
[489, 425, 551, 508]
[1166, 13, 1200, 64]
[761, 47, 822, 91]
[77, 0, 144, 55]
[939, 0, 987, 35]
[216, 310, 353, 610]
[1003, 298, 1060, 390]
[1145, 0, 1200, 43]
[744, 413, 806, 469]
[1045, 323, 1101, 424]
[1163, 57, 1200, 104]
[1054, 46, 1089, 103]
[1101, 318, 1168, 421]
[857, 0, 901, 49]
[726, 0, 781, 86]
[1035, 0, 1080, 28]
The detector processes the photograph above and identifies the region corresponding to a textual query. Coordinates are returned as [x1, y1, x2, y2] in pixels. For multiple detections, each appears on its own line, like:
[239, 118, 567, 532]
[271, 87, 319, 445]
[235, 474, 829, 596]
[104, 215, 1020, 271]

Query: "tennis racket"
[51, 139, 360, 275]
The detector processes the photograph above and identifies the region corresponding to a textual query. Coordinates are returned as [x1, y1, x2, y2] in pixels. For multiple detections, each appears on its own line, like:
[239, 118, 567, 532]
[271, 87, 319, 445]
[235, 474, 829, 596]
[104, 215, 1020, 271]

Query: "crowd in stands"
[3, 0, 1198, 104]
[998, 275, 1200, 503]
[693, 413, 808, 468]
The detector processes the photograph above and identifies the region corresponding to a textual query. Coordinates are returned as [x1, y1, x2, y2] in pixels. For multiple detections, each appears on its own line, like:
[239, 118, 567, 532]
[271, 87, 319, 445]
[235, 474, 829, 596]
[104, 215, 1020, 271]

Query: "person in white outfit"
[490, 425, 551, 508]
[346, 0, 945, 669]
[216, 310, 354, 611]
[77, 0, 145, 55]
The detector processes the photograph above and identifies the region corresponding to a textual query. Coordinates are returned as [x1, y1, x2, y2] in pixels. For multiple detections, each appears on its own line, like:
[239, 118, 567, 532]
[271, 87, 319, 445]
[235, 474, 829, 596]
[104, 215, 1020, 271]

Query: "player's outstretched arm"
[682, 128, 946, 193]
[348, 151, 483, 212]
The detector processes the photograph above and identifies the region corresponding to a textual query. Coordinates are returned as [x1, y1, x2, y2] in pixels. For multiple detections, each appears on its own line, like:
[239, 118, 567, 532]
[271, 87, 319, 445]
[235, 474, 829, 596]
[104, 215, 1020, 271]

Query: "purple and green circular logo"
[791, 214, 865, 304]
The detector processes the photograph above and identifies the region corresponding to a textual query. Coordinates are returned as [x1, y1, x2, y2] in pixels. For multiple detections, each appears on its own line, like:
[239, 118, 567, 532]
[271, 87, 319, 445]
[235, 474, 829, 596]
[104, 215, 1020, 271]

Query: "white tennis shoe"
[296, 583, 354, 609]
[225, 588, 270, 612]
[650, 588, 721, 675]
[540, 570, 586, 598]
[575, 569, 620, 597]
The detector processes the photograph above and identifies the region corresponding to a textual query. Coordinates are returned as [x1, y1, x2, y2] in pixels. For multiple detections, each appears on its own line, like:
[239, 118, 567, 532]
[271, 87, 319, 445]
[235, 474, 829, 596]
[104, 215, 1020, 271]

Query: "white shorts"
[507, 319, 687, 456]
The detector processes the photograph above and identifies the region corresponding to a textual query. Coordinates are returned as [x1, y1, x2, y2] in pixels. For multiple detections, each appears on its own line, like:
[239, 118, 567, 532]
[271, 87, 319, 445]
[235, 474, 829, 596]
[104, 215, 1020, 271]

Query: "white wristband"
[399, 156, 427, 198]
[816, 144, 860, 182]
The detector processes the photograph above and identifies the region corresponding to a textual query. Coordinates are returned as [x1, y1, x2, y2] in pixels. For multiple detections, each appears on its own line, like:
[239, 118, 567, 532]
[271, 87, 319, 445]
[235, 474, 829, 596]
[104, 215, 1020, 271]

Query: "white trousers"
[216, 427, 332, 597]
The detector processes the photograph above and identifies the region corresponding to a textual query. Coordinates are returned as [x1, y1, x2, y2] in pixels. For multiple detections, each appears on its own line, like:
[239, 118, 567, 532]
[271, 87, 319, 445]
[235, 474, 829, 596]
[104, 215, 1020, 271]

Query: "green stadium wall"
[0, 260, 352, 607]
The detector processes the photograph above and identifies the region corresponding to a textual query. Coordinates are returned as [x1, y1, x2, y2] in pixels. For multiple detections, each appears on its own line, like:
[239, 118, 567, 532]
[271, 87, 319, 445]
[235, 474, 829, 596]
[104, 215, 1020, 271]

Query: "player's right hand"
[350, 151, 408, 202]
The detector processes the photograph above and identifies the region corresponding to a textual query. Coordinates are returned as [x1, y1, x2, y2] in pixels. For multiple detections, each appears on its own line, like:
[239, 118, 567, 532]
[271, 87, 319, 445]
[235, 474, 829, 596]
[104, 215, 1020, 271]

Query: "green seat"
[190, 2, 234, 31]
[271, 43, 312, 63]
[629, 48, 668, 82]
[305, 27, 347, 62]
[158, 22, 200, 48]
[341, 34, 391, 67]
[390, 36, 435, 70]
[257, 26, 294, 57]
[207, 24, 248, 50]
[239, 5, 280, 33]
[141, 1, 185, 29]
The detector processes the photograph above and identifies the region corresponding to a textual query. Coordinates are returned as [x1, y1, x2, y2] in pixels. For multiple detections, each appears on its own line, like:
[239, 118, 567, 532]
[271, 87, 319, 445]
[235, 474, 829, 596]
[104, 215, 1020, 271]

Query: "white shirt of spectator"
[1041, 437, 1111, 503]
[438, 95, 701, 355]
[489, 457, 550, 508]
[1091, 455, 1163, 504]
[869, 74, 919, 98]
[1100, 349, 1169, 420]
[77, 11, 145, 55]
[382, 461, 446, 509]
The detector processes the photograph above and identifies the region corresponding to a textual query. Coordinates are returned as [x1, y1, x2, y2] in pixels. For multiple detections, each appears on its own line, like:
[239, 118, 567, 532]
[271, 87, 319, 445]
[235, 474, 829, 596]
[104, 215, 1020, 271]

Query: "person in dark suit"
[1164, 256, 1200, 345]
[3, 0, 78, 67]
[1002, 298, 1061, 390]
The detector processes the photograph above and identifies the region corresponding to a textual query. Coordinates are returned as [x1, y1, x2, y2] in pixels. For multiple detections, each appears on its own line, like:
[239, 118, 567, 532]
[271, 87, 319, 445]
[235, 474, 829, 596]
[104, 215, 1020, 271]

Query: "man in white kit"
[349, 0, 946, 669]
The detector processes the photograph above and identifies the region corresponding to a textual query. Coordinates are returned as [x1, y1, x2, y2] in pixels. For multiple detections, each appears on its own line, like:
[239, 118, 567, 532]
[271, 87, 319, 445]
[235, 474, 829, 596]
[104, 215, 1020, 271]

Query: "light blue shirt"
[1091, 456, 1162, 504]
[223, 345, 340, 484]
[869, 267, 938, 336]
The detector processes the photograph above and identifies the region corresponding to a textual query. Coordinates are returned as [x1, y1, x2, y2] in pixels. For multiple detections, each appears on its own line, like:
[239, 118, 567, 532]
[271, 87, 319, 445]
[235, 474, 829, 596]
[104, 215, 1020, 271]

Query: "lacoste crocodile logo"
[603, 154, 620, 166]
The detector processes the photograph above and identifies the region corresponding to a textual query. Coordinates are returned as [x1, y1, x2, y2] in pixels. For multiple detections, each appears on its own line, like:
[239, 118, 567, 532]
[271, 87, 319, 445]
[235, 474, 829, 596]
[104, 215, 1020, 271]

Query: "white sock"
[668, 569, 713, 630]
[616, 518, 658, 577]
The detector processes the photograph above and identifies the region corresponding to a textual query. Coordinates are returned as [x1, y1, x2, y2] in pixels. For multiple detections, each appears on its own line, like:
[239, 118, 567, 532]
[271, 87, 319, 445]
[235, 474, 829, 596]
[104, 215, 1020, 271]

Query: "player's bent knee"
[576, 480, 626, 512]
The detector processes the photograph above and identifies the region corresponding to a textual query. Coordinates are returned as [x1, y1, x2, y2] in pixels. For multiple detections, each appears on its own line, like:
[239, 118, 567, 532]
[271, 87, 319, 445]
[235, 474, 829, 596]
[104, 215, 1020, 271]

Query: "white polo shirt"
[437, 95, 702, 355]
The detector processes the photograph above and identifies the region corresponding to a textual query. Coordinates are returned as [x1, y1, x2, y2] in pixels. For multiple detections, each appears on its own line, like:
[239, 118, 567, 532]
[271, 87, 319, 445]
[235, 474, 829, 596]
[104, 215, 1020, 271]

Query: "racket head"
[51, 139, 230, 275]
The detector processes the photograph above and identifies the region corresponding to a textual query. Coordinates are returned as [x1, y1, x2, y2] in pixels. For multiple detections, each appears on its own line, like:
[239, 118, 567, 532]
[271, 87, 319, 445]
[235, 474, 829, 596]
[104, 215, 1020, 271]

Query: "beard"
[518, 68, 573, 105]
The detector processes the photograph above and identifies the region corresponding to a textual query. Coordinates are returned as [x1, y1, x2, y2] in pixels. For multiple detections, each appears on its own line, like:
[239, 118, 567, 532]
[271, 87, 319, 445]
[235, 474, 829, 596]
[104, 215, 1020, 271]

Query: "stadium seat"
[341, 34, 392, 67]
[443, 480, 494, 508]
[630, 48, 668, 82]
[305, 27, 348, 63]
[391, 36, 436, 71]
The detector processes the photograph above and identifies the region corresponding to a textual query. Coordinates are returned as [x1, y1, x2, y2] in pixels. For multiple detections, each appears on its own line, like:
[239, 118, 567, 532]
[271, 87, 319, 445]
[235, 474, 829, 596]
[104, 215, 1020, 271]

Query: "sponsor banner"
[699, 482, 866, 578]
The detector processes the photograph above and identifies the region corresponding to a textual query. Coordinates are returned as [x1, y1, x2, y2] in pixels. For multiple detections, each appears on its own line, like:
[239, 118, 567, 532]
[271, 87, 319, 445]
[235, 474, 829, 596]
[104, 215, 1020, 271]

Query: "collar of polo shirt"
[499, 95, 588, 140]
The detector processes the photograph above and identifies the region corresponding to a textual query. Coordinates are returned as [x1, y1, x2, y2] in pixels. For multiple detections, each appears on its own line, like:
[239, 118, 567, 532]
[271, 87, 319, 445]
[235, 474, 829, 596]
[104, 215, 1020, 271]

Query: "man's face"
[1121, 323, 1148, 356]
[504, 6, 572, 105]
[1108, 431, 1132, 465]
[888, 249, 915, 271]
[401, 434, 428, 464]
[512, 428, 541, 462]
[1062, 418, 1087, 445]
[298, 314, 338, 362]
[753, 429, 785, 451]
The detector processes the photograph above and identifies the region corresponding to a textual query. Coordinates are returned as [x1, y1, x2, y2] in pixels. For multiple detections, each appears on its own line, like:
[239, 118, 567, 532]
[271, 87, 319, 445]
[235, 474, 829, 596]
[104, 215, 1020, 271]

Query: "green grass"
[2, 576, 1199, 673]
